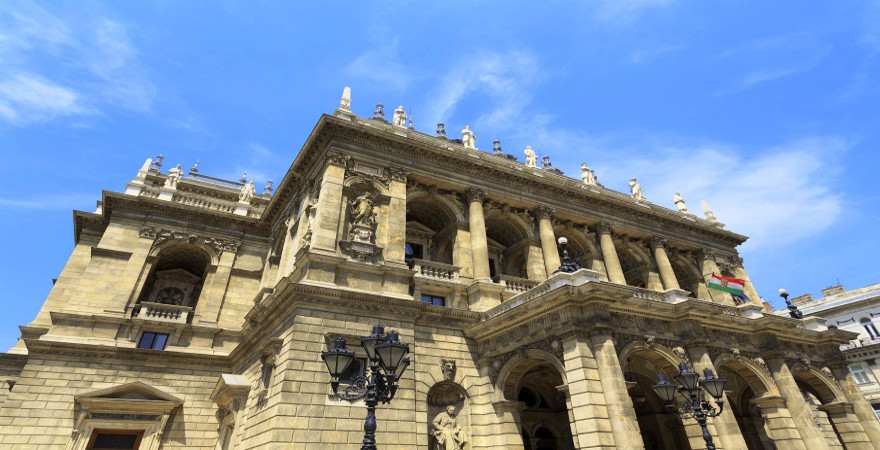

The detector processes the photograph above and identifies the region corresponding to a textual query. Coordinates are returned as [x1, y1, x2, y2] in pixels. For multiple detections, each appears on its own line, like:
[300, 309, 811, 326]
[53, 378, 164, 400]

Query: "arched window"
[138, 245, 210, 312]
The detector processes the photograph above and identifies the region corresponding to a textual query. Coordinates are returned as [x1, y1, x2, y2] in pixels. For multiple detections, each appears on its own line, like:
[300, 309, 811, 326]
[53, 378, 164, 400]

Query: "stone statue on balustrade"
[673, 192, 689, 213]
[629, 177, 645, 201]
[524, 146, 537, 168]
[461, 125, 476, 149]
[239, 180, 256, 204]
[580, 163, 597, 185]
[164, 164, 183, 189]
[432, 405, 467, 450]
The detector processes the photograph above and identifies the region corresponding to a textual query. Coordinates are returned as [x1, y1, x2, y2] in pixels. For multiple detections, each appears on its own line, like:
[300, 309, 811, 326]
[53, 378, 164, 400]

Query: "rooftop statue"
[461, 125, 475, 149]
[239, 180, 256, 204]
[339, 86, 351, 112]
[164, 164, 183, 189]
[629, 177, 645, 201]
[393, 105, 407, 128]
[701, 200, 720, 224]
[523, 145, 537, 168]
[580, 163, 597, 186]
[673, 192, 689, 213]
[136, 158, 152, 179]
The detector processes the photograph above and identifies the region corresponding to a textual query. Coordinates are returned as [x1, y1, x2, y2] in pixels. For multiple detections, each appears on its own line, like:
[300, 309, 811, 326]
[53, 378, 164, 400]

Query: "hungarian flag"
[707, 273, 748, 300]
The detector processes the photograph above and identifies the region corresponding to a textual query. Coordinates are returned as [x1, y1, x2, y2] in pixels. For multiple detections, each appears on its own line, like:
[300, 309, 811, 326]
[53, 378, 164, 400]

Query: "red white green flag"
[707, 273, 747, 298]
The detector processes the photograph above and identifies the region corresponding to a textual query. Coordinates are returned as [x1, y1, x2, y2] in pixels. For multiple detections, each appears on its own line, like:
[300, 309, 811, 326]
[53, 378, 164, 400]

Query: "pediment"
[75, 381, 182, 415]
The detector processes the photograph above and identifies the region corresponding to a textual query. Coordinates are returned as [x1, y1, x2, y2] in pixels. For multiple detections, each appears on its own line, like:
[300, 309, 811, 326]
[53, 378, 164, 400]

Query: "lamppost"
[321, 325, 410, 450]
[653, 362, 727, 450]
[556, 236, 580, 273]
[778, 288, 803, 319]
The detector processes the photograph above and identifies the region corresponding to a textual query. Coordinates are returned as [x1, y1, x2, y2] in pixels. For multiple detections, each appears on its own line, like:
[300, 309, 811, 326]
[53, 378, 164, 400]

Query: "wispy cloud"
[589, 0, 675, 25]
[345, 39, 415, 93]
[0, 2, 155, 125]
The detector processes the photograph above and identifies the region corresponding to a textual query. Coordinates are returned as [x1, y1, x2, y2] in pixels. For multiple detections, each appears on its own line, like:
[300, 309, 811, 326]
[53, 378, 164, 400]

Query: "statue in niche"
[350, 192, 376, 228]
[432, 405, 467, 450]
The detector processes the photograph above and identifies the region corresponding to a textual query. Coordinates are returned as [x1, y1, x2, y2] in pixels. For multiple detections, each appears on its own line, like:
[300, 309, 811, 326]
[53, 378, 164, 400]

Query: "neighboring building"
[0, 90, 878, 450]
[788, 283, 880, 421]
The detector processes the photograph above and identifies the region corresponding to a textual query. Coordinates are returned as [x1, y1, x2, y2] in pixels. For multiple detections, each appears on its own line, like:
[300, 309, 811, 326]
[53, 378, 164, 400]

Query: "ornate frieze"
[139, 226, 240, 253]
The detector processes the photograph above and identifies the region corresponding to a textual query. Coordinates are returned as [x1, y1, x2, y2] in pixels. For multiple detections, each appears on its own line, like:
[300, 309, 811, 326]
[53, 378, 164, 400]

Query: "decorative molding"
[139, 226, 240, 253]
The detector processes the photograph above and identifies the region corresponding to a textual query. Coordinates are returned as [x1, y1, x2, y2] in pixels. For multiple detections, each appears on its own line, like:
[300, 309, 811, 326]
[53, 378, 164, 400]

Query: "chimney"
[821, 284, 845, 297]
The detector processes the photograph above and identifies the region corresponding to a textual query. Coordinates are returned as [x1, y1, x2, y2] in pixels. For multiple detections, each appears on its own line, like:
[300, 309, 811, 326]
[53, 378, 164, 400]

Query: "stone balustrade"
[501, 275, 539, 294]
[412, 258, 460, 282]
[171, 192, 238, 214]
[136, 302, 192, 324]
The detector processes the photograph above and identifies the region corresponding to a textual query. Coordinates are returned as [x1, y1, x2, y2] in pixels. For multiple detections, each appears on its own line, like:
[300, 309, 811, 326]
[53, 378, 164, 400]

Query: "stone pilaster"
[829, 362, 880, 445]
[467, 188, 491, 281]
[589, 330, 644, 449]
[194, 250, 236, 324]
[687, 346, 749, 450]
[596, 223, 626, 285]
[750, 395, 808, 450]
[818, 402, 872, 449]
[767, 358, 831, 450]
[384, 171, 408, 264]
[311, 156, 347, 252]
[651, 238, 680, 290]
[561, 333, 619, 449]
[489, 400, 527, 450]
[535, 206, 560, 276]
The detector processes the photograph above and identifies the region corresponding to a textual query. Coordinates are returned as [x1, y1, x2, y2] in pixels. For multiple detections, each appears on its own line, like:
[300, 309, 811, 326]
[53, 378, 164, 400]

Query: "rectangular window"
[851, 365, 874, 385]
[88, 430, 143, 450]
[137, 331, 169, 351]
[420, 294, 446, 307]
[872, 403, 880, 420]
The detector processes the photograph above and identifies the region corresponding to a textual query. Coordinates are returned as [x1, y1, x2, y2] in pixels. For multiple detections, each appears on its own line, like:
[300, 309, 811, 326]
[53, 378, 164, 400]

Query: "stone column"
[596, 222, 626, 285]
[467, 188, 491, 281]
[588, 330, 645, 449]
[526, 243, 547, 282]
[732, 257, 763, 306]
[561, 333, 620, 449]
[700, 250, 734, 304]
[830, 363, 880, 445]
[311, 155, 347, 252]
[688, 346, 750, 450]
[535, 206, 560, 276]
[767, 358, 831, 450]
[651, 238, 680, 290]
[750, 395, 808, 450]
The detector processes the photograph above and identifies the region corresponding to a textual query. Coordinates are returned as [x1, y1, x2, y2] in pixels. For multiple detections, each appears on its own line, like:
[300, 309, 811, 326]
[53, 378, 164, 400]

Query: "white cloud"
[0, 73, 89, 124]
[589, 136, 845, 250]
[345, 39, 415, 93]
[0, 3, 155, 125]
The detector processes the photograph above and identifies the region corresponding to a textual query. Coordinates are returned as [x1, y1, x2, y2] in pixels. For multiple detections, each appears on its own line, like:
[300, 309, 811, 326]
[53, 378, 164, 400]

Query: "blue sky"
[1, 1, 878, 349]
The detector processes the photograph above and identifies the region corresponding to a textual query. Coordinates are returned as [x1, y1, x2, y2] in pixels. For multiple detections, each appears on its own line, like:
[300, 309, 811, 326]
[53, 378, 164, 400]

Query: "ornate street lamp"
[321, 325, 410, 450]
[653, 362, 727, 450]
[556, 236, 580, 273]
[778, 288, 803, 319]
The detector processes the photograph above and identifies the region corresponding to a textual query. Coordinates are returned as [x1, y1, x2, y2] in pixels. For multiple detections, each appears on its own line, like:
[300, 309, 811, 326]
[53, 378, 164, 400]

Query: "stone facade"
[0, 97, 878, 450]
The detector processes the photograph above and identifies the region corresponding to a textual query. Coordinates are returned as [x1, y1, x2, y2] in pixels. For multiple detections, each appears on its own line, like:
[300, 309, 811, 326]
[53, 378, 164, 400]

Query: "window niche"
[254, 338, 282, 408]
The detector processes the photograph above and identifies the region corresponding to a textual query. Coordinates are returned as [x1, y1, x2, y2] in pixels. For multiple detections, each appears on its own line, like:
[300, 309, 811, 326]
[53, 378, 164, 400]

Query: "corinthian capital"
[534, 205, 555, 220]
[466, 188, 486, 203]
[595, 221, 613, 235]
[649, 236, 667, 250]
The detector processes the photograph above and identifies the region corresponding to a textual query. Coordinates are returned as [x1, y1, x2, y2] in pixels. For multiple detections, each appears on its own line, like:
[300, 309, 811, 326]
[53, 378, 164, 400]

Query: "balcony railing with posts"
[500, 275, 539, 294]
[842, 336, 880, 351]
[135, 302, 193, 325]
[411, 259, 460, 282]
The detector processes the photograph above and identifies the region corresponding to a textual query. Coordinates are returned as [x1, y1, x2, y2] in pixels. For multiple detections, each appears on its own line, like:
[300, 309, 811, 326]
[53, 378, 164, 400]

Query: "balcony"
[135, 302, 193, 325]
[500, 275, 539, 295]
[411, 259, 460, 282]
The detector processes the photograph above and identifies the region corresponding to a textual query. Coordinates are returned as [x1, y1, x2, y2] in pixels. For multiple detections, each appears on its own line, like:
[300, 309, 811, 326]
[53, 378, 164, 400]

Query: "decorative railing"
[171, 192, 237, 214]
[139, 186, 161, 199]
[501, 275, 538, 294]
[412, 259, 460, 282]
[136, 302, 192, 324]
[842, 336, 880, 351]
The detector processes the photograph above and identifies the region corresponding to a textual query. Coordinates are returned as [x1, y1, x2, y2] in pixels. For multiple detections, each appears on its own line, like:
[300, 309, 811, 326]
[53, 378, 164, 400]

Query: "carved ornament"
[139, 226, 239, 253]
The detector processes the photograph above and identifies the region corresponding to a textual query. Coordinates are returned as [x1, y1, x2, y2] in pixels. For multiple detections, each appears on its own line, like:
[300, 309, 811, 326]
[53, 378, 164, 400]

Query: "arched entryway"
[715, 355, 778, 450]
[621, 343, 691, 450]
[791, 366, 846, 448]
[496, 350, 576, 450]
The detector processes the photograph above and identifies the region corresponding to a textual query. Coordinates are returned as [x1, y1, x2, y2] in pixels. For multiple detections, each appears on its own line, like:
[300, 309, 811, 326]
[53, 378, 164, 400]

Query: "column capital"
[595, 221, 613, 234]
[534, 204, 555, 220]
[649, 236, 668, 250]
[326, 151, 350, 168]
[387, 166, 408, 182]
[466, 187, 486, 203]
[698, 247, 721, 261]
